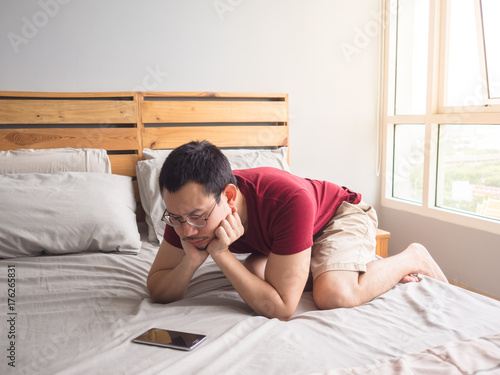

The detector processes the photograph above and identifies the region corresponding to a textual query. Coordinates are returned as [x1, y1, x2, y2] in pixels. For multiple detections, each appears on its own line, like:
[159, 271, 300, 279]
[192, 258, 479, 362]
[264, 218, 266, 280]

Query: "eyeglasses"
[161, 195, 221, 228]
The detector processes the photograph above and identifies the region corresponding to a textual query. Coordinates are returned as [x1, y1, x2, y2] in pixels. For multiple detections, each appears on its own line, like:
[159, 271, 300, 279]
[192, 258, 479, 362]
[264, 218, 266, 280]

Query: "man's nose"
[182, 222, 199, 237]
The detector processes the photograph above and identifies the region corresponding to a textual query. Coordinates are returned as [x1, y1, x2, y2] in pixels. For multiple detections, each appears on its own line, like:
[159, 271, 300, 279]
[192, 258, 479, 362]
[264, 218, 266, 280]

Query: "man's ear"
[222, 184, 238, 208]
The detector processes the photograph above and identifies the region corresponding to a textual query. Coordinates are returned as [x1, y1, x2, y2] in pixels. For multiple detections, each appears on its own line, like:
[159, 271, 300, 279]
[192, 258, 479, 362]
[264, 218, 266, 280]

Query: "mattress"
[1, 224, 500, 374]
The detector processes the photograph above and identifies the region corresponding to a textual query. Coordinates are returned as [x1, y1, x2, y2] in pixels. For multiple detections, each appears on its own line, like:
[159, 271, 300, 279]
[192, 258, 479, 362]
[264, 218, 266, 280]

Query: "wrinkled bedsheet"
[1, 227, 500, 374]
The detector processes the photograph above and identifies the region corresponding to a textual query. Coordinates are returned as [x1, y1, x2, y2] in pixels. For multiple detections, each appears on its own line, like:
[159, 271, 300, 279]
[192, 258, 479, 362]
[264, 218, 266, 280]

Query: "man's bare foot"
[407, 243, 448, 283]
[399, 273, 420, 284]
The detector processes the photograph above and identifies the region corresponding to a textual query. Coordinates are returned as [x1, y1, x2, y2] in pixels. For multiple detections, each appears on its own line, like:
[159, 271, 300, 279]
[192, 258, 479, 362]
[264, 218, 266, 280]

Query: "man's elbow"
[147, 279, 181, 304]
[268, 309, 295, 321]
[148, 287, 181, 304]
[275, 312, 294, 321]
[261, 304, 296, 321]
[147, 282, 162, 303]
[150, 294, 175, 304]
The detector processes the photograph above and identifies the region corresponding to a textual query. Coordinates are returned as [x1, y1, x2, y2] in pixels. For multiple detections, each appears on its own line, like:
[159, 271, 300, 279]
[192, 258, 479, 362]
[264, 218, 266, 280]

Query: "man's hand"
[207, 208, 244, 256]
[147, 240, 205, 304]
[180, 237, 210, 266]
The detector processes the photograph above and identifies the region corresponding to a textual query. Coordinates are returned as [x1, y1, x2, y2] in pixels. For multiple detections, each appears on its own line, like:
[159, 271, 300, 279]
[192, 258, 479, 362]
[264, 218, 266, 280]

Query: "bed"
[1, 91, 499, 375]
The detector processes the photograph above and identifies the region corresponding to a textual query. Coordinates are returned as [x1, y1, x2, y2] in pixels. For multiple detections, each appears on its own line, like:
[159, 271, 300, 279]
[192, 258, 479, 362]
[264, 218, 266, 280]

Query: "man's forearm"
[210, 250, 296, 320]
[147, 256, 200, 303]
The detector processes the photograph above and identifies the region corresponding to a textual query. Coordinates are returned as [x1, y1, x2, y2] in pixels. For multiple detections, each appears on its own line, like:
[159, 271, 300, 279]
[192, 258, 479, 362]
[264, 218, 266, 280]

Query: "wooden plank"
[142, 100, 288, 123]
[376, 228, 390, 258]
[143, 126, 289, 149]
[0, 91, 136, 99]
[109, 154, 139, 176]
[0, 128, 139, 150]
[376, 228, 391, 239]
[136, 92, 145, 158]
[0, 99, 137, 124]
[142, 91, 288, 100]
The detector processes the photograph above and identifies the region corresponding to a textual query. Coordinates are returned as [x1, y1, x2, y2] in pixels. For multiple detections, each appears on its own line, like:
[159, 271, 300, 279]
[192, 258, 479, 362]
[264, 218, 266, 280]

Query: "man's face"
[162, 182, 227, 250]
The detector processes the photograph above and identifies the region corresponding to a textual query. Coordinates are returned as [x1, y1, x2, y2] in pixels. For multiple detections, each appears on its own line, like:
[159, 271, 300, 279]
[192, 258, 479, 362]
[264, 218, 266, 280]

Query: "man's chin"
[196, 238, 216, 251]
[183, 236, 210, 250]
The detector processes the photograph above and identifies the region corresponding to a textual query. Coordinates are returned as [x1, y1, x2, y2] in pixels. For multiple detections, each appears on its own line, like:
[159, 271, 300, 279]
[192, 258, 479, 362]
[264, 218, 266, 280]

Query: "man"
[147, 141, 448, 321]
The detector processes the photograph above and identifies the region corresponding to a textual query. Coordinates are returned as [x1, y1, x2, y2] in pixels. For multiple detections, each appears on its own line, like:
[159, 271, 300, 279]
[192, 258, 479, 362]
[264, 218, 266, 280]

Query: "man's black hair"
[159, 140, 237, 197]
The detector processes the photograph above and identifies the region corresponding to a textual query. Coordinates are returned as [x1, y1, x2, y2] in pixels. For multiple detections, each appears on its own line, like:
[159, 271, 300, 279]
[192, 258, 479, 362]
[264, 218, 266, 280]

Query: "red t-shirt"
[163, 167, 361, 256]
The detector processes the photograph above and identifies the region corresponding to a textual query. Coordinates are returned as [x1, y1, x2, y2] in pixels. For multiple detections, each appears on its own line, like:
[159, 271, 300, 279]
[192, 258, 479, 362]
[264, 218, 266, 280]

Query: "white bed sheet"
[1, 224, 500, 374]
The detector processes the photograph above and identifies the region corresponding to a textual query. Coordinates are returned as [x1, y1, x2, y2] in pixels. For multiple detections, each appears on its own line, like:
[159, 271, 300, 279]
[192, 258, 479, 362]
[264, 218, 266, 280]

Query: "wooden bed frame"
[0, 90, 388, 256]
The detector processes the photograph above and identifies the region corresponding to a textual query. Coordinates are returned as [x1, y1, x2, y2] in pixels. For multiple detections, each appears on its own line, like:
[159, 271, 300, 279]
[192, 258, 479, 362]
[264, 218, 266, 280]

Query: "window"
[480, 0, 500, 100]
[381, 0, 500, 234]
[392, 0, 429, 115]
[392, 124, 425, 203]
[436, 124, 500, 217]
[445, 0, 482, 107]
[445, 0, 500, 106]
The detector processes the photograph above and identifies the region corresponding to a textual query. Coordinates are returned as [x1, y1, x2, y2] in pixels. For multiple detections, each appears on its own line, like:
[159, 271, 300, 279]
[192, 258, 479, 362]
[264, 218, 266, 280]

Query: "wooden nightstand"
[375, 229, 390, 258]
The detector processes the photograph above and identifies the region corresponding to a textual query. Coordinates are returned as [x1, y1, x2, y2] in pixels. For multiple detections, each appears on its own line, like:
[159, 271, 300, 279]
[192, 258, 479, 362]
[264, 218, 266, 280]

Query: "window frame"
[380, 0, 500, 235]
[477, 0, 500, 104]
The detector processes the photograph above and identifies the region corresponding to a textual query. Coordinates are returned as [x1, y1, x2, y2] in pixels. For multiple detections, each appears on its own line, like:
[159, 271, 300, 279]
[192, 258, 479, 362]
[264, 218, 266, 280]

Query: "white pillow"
[137, 147, 289, 244]
[222, 147, 290, 172]
[0, 148, 112, 174]
[142, 147, 290, 172]
[0, 172, 141, 258]
[136, 158, 168, 244]
[142, 148, 172, 160]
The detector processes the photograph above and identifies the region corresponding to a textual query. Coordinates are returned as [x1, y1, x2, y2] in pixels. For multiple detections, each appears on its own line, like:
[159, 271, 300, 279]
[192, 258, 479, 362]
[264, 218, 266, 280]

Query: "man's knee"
[313, 288, 362, 310]
[312, 275, 362, 310]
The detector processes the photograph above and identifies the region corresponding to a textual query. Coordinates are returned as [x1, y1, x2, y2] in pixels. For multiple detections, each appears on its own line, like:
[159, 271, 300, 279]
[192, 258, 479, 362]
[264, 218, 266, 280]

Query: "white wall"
[0, 0, 381, 204]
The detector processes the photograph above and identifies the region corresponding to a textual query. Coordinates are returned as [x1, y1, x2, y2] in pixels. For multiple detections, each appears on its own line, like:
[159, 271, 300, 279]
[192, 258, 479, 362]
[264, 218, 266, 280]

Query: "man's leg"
[312, 242, 448, 310]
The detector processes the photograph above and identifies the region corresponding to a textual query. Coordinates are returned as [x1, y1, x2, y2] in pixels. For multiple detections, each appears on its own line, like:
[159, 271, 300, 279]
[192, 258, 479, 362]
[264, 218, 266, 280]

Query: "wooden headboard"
[0, 91, 288, 173]
[0, 91, 289, 218]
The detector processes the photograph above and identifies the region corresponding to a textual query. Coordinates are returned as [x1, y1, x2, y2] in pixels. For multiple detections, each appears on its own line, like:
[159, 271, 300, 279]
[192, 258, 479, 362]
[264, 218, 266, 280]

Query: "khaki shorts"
[310, 201, 378, 280]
